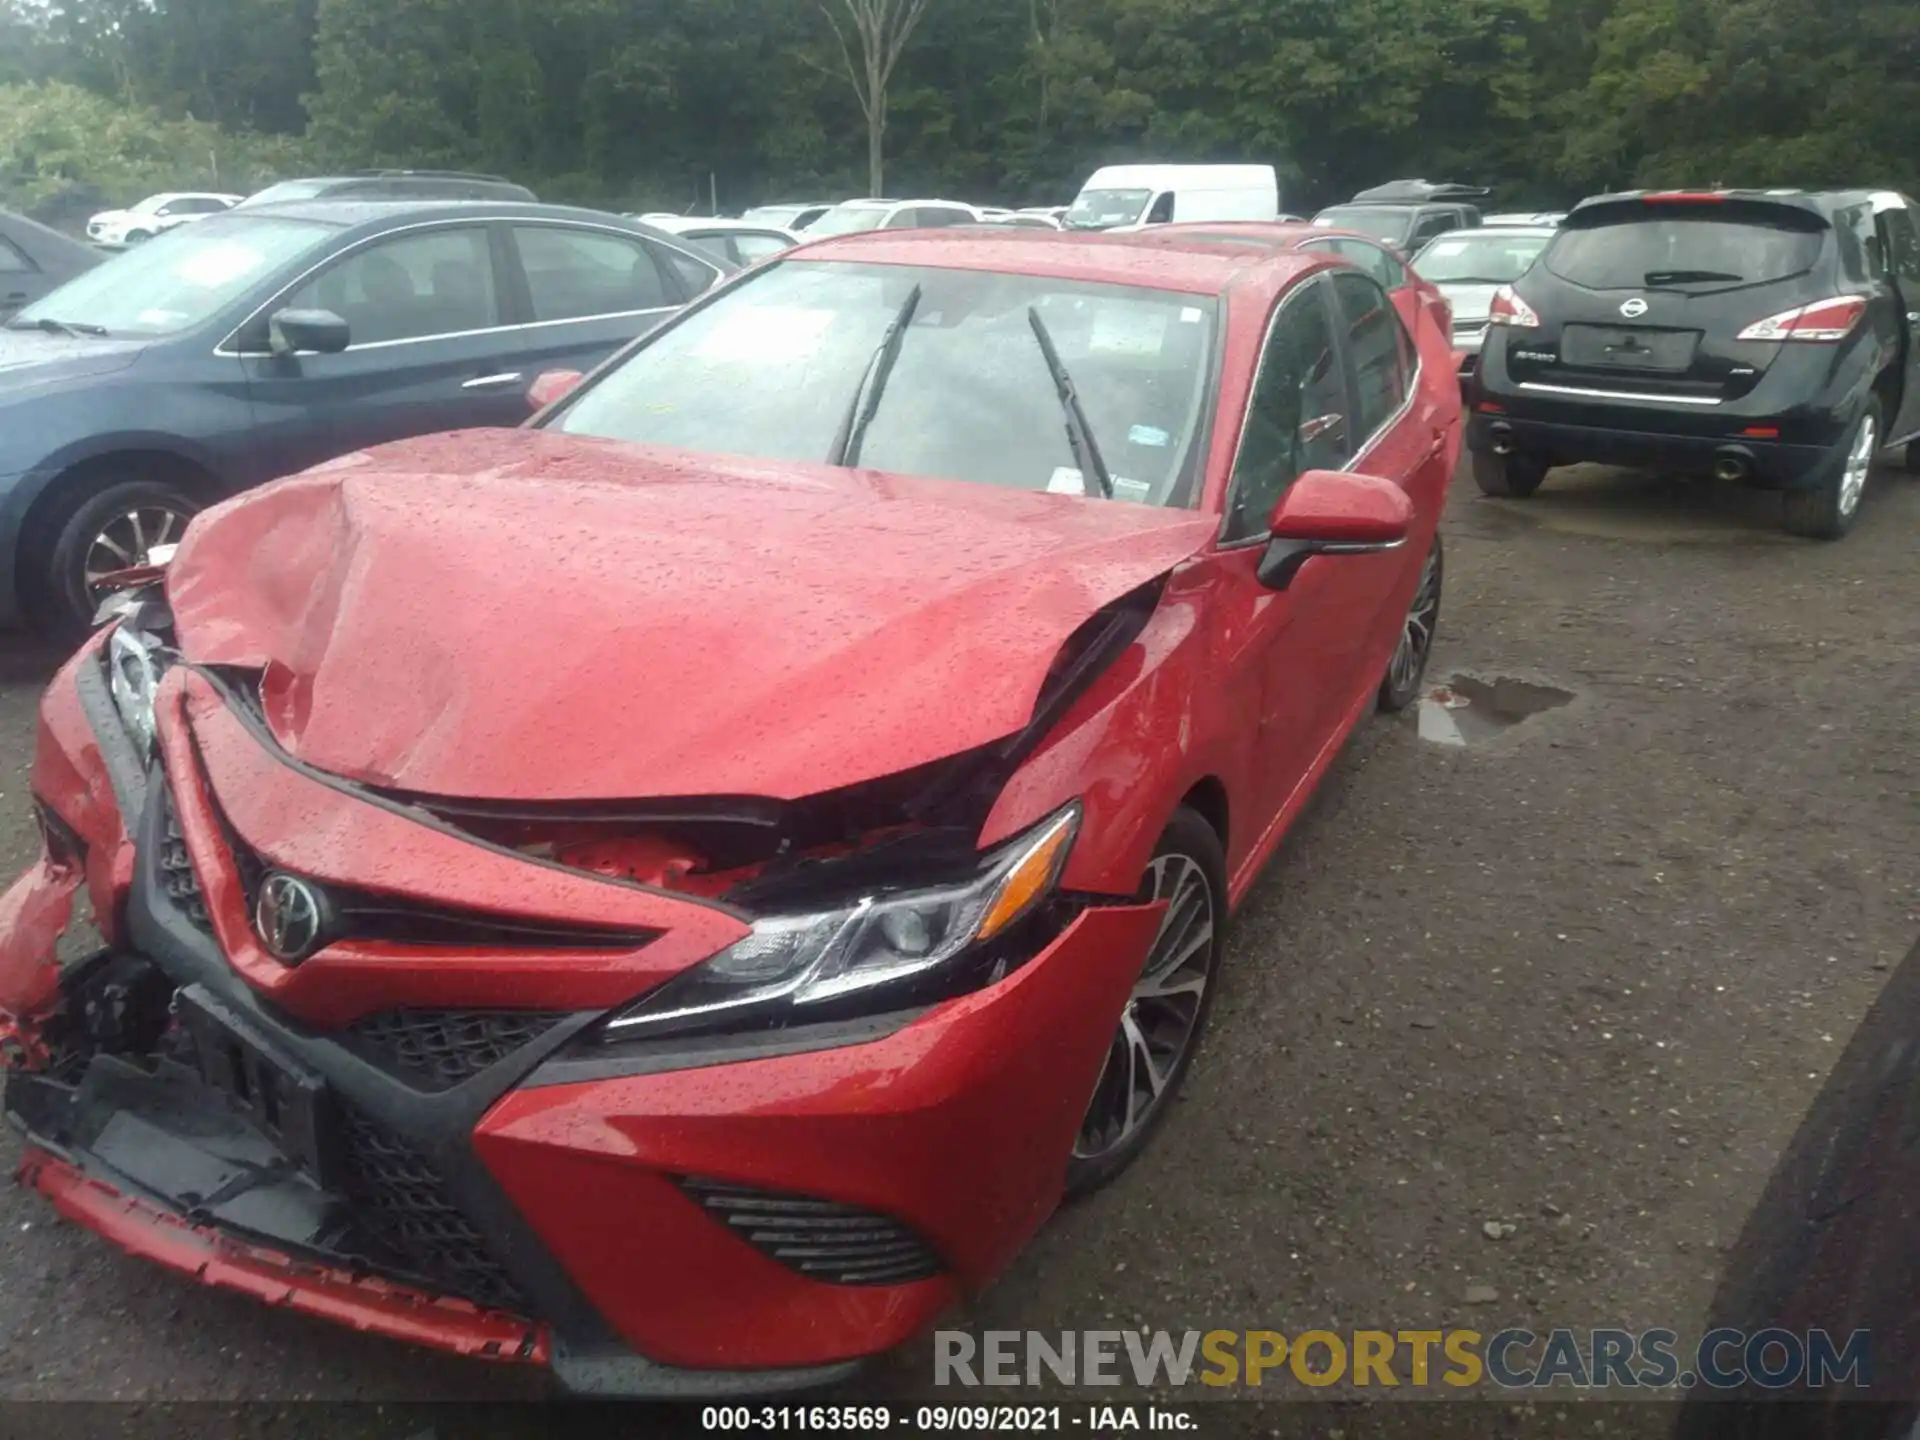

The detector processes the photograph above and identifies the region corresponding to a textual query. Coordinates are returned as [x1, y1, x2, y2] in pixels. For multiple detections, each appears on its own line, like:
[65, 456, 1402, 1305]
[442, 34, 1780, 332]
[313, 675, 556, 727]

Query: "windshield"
[743, 205, 805, 226]
[240, 180, 333, 208]
[1545, 203, 1825, 290]
[551, 260, 1218, 505]
[11, 216, 332, 337]
[1312, 207, 1414, 245]
[1066, 189, 1151, 231]
[129, 196, 170, 216]
[1414, 232, 1551, 284]
[807, 206, 891, 236]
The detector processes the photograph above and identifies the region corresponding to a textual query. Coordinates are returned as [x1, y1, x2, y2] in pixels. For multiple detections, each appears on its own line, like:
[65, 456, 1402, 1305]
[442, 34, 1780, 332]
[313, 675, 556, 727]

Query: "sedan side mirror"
[1257, 469, 1412, 591]
[269, 308, 350, 357]
[528, 369, 584, 410]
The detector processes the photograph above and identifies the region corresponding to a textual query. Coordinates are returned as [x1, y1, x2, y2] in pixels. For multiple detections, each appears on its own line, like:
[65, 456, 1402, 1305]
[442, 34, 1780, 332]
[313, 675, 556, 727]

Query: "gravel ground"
[0, 459, 1915, 1433]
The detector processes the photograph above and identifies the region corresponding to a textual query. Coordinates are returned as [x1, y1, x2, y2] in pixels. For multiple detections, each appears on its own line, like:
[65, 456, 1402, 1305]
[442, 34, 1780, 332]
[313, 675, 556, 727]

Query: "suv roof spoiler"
[1352, 179, 1492, 204]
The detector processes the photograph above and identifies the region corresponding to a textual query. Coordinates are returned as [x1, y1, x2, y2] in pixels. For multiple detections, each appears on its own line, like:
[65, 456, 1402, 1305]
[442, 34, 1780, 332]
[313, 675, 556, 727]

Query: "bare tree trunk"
[814, 0, 934, 202]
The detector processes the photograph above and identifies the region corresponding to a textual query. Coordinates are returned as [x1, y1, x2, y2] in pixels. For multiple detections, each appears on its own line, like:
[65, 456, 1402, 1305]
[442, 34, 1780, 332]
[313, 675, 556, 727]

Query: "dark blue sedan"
[0, 200, 731, 637]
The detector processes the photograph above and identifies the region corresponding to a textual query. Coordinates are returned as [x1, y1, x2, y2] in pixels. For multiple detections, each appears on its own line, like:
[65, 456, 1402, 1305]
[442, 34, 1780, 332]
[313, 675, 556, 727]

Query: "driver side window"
[1223, 280, 1351, 542]
[1147, 192, 1175, 225]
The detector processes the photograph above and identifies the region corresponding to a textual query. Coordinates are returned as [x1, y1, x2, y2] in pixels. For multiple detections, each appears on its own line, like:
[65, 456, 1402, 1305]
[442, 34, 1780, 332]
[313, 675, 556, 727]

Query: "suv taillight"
[1735, 295, 1869, 343]
[1487, 285, 1540, 328]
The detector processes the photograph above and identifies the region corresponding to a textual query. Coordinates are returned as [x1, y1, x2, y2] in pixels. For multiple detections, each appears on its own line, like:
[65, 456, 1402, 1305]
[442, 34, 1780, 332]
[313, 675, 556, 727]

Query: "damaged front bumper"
[0, 647, 1162, 1396]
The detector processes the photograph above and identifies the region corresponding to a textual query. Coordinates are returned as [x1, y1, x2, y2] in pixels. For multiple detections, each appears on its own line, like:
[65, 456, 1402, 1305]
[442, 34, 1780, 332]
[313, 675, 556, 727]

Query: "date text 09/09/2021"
[700, 1408, 1189, 1432]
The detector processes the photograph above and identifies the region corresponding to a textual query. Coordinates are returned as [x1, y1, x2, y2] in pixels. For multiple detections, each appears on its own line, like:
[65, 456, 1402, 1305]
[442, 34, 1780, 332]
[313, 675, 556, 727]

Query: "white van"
[1065, 165, 1280, 231]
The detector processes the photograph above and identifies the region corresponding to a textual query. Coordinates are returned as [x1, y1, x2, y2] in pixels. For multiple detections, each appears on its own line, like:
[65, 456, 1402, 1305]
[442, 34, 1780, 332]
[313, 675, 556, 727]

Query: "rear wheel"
[1471, 448, 1548, 498]
[1379, 534, 1443, 713]
[1783, 399, 1878, 540]
[1066, 807, 1225, 1198]
[24, 477, 202, 642]
[1904, 438, 1920, 474]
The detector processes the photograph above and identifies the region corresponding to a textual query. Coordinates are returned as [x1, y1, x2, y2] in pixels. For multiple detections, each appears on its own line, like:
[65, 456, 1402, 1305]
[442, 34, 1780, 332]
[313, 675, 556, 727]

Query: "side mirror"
[269, 308, 350, 357]
[529, 369, 584, 410]
[1257, 470, 1412, 591]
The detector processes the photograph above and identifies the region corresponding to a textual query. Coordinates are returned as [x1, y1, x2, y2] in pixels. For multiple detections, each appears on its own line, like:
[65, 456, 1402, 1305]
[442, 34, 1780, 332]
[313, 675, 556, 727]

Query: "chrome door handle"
[462, 372, 524, 390]
[1299, 412, 1346, 443]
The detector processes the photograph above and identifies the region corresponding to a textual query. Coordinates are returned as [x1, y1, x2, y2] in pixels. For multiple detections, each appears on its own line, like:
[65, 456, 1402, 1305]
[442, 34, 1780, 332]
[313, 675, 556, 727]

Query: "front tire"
[1066, 807, 1226, 1198]
[1903, 437, 1919, 474]
[1471, 448, 1548, 498]
[24, 477, 201, 642]
[1782, 399, 1878, 540]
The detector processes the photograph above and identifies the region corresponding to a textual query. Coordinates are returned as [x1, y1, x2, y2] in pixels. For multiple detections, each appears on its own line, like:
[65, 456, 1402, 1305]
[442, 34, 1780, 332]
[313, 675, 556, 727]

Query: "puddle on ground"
[1417, 675, 1574, 748]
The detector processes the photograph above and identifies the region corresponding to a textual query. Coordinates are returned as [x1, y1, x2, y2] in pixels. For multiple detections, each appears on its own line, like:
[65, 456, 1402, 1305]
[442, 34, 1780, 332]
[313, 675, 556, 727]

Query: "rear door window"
[1883, 208, 1920, 287]
[514, 226, 677, 320]
[1330, 271, 1411, 441]
[0, 237, 33, 273]
[1545, 202, 1825, 290]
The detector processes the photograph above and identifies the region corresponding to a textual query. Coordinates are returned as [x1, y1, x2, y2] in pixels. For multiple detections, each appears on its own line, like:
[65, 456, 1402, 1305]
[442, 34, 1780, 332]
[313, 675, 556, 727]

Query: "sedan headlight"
[105, 613, 174, 757]
[603, 803, 1082, 1041]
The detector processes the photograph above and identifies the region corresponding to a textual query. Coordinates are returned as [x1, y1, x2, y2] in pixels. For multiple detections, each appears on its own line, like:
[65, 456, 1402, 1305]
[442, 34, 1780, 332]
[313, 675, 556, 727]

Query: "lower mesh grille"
[336, 1103, 530, 1314]
[346, 1010, 560, 1092]
[156, 787, 211, 932]
[679, 1178, 943, 1286]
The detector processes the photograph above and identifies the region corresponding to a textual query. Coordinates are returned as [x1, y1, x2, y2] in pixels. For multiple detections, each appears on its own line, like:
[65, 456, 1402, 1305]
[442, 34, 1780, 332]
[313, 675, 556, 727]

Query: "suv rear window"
[1544, 201, 1825, 291]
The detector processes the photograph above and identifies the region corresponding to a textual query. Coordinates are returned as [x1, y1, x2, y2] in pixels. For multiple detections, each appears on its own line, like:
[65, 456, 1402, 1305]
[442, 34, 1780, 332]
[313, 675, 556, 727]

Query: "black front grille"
[346, 1010, 559, 1092]
[336, 1102, 529, 1314]
[679, 1178, 944, 1287]
[156, 787, 211, 932]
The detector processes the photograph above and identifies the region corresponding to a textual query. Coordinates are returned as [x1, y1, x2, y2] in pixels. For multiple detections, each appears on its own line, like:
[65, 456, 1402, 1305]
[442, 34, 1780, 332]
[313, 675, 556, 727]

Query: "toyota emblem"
[254, 872, 328, 963]
[1620, 297, 1649, 319]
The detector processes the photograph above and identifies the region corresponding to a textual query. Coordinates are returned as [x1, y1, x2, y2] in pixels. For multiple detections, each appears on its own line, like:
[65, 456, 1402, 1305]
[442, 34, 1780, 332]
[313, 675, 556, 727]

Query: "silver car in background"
[1411, 224, 1558, 385]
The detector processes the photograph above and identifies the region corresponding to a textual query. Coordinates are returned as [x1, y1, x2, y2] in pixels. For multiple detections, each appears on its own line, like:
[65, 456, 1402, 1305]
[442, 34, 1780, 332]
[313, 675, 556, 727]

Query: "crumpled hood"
[0, 329, 145, 390]
[167, 429, 1217, 802]
[1437, 282, 1499, 326]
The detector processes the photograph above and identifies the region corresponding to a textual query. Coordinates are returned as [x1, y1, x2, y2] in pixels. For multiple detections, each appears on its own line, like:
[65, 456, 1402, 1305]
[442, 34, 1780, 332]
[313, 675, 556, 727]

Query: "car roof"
[1111, 220, 1384, 251]
[1570, 188, 1891, 218]
[229, 199, 667, 231]
[787, 227, 1320, 302]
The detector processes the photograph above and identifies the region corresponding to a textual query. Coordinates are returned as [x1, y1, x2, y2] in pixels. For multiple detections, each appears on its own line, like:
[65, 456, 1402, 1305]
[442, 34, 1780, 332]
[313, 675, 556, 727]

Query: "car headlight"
[105, 615, 173, 757]
[602, 803, 1082, 1041]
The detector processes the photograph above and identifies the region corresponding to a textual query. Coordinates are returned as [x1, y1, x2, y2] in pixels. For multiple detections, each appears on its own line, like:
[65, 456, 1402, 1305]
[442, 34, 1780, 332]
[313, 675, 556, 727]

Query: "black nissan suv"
[1467, 188, 1920, 538]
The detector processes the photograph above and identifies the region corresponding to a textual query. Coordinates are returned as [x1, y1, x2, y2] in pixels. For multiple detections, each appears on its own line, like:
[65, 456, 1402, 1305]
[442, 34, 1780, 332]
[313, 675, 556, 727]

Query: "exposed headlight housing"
[103, 599, 175, 758]
[603, 803, 1082, 1041]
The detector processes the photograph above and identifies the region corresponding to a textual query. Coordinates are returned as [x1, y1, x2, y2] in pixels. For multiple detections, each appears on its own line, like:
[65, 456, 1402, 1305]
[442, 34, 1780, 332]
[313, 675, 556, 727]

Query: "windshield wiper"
[1025, 307, 1113, 500]
[1441, 275, 1521, 286]
[1643, 269, 1744, 286]
[5, 316, 110, 337]
[828, 283, 923, 468]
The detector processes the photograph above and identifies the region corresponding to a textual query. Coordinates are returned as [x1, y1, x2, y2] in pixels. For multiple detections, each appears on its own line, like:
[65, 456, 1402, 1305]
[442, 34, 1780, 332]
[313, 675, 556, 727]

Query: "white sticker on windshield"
[1110, 476, 1153, 503]
[1429, 240, 1470, 257]
[1090, 307, 1168, 357]
[1179, 307, 1203, 324]
[693, 306, 836, 363]
[1046, 467, 1086, 496]
[174, 242, 272, 289]
[1128, 424, 1170, 448]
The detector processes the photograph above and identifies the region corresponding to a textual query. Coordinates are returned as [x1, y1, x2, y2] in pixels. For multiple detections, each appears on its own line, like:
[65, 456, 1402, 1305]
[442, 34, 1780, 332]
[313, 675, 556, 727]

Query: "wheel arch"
[11, 442, 229, 620]
[1178, 776, 1230, 855]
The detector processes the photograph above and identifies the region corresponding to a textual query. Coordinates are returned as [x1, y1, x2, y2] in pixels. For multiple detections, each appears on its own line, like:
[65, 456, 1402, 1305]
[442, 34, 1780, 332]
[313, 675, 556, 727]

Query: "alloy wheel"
[83, 505, 189, 593]
[1389, 543, 1443, 697]
[1839, 411, 1876, 517]
[1072, 851, 1217, 1162]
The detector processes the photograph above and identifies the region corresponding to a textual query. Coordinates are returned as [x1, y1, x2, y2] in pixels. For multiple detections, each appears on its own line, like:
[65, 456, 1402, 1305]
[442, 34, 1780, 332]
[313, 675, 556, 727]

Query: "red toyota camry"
[0, 228, 1458, 1394]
